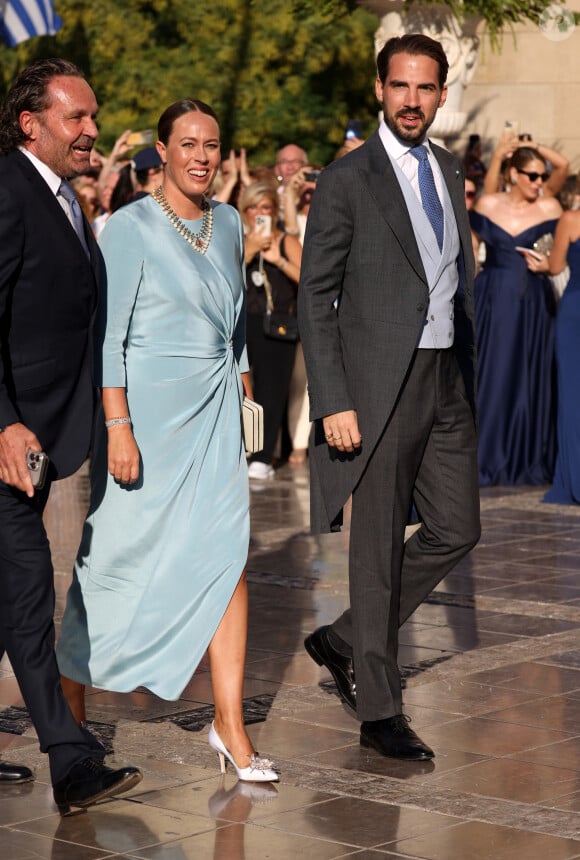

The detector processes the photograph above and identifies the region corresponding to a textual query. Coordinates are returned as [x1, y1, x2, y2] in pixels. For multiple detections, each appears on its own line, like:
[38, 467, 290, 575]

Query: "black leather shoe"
[53, 757, 142, 816]
[304, 626, 356, 710]
[0, 762, 34, 783]
[360, 715, 434, 761]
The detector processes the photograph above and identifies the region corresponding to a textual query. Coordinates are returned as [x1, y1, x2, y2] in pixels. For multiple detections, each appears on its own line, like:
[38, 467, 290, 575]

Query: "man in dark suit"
[299, 34, 480, 760]
[0, 59, 141, 811]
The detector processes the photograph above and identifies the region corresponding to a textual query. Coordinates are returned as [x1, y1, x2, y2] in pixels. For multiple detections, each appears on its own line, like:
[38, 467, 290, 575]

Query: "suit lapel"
[15, 151, 94, 263]
[14, 151, 100, 308]
[432, 144, 475, 286]
[359, 132, 427, 284]
[15, 150, 75, 237]
[357, 133, 473, 290]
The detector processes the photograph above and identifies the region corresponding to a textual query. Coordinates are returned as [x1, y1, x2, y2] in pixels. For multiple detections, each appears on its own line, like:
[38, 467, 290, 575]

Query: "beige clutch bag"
[242, 397, 264, 454]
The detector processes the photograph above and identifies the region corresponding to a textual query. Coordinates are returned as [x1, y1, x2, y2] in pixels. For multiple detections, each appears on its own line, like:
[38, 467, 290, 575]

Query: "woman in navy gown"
[543, 208, 580, 504]
[470, 147, 561, 486]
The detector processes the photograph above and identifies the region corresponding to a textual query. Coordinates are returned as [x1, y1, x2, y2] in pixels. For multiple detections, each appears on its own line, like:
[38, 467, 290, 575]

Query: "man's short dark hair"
[376, 34, 449, 90]
[0, 58, 85, 155]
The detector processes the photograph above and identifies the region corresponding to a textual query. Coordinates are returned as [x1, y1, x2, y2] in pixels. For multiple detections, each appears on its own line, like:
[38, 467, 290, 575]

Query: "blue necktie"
[409, 144, 444, 251]
[59, 181, 90, 257]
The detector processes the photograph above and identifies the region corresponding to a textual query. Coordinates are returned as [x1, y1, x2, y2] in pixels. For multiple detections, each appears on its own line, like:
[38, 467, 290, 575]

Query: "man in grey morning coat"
[299, 33, 480, 760]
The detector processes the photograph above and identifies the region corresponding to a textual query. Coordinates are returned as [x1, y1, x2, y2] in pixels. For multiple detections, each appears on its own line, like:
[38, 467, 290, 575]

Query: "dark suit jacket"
[298, 130, 477, 533]
[0, 150, 101, 479]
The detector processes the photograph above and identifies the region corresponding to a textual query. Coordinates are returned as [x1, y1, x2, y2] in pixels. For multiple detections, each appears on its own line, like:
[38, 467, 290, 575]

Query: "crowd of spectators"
[461, 129, 580, 501]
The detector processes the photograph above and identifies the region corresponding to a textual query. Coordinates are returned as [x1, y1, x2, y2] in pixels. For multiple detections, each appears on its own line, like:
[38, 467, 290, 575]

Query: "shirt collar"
[378, 120, 433, 161]
[18, 147, 63, 196]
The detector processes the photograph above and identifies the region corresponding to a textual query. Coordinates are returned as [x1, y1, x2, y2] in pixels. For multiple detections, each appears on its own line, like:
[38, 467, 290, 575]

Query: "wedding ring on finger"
[325, 433, 333, 440]
[333, 435, 342, 441]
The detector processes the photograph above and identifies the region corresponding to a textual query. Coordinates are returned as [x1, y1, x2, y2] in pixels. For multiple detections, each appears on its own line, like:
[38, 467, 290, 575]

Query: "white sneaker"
[248, 461, 275, 480]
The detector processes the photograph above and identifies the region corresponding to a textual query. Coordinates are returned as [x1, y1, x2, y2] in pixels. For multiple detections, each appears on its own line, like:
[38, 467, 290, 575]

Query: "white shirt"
[18, 147, 74, 224]
[378, 120, 445, 205]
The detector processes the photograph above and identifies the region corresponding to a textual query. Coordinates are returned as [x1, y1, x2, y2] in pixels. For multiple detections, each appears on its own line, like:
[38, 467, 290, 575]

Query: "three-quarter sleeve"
[98, 211, 144, 388]
[232, 209, 249, 373]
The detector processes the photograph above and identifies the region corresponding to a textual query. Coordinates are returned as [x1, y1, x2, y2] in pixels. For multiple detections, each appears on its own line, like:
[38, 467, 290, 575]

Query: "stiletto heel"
[208, 722, 279, 783]
[217, 751, 226, 774]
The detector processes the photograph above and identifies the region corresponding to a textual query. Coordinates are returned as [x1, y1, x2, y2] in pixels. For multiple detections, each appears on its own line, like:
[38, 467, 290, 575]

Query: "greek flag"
[0, 0, 62, 47]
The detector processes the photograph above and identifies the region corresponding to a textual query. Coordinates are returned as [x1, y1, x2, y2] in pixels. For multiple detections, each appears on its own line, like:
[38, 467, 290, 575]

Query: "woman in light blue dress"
[57, 100, 277, 782]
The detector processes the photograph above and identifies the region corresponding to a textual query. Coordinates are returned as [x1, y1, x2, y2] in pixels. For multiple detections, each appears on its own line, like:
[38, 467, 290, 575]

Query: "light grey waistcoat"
[389, 155, 460, 349]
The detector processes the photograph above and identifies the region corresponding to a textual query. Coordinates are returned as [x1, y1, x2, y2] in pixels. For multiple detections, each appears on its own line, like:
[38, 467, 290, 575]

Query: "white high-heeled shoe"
[208, 722, 279, 783]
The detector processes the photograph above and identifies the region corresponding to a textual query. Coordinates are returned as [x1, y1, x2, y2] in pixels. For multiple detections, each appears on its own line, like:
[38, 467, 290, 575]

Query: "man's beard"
[386, 110, 428, 144]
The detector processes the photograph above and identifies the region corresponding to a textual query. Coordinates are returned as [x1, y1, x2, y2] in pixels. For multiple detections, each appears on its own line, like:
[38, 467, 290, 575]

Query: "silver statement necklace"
[152, 185, 213, 254]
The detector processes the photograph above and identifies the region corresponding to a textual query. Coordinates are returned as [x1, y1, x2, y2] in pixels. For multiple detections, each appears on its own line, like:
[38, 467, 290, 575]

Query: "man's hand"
[322, 410, 362, 453]
[111, 129, 134, 162]
[0, 422, 41, 497]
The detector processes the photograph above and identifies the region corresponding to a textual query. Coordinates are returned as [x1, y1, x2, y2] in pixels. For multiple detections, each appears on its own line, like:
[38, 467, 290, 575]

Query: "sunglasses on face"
[465, 190, 476, 199]
[516, 168, 550, 183]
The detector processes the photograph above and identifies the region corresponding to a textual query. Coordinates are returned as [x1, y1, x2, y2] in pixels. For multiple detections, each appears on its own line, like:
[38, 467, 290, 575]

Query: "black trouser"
[246, 313, 297, 464]
[332, 349, 481, 721]
[0, 479, 95, 783]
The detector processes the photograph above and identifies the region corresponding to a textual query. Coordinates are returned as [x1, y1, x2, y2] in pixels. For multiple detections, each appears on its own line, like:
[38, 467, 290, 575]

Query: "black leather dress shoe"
[304, 626, 356, 710]
[360, 715, 434, 761]
[0, 762, 34, 783]
[53, 757, 142, 816]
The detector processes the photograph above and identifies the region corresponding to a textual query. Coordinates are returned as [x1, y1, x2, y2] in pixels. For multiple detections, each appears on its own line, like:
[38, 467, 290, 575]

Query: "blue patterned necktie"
[409, 144, 444, 251]
[58, 180, 90, 257]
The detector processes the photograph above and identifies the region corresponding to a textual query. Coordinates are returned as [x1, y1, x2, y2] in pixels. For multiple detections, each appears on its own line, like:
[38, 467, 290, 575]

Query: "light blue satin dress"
[57, 196, 249, 701]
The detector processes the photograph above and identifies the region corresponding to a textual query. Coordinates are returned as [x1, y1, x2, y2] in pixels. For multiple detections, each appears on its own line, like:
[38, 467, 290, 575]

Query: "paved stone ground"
[1, 461, 580, 858]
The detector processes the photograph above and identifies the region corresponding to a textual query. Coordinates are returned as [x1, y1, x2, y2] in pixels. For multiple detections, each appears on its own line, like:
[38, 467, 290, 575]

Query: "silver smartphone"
[503, 120, 519, 140]
[255, 214, 272, 237]
[26, 449, 49, 490]
[126, 129, 155, 147]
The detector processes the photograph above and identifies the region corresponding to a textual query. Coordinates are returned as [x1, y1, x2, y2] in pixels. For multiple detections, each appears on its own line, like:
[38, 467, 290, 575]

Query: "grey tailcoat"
[298, 130, 477, 534]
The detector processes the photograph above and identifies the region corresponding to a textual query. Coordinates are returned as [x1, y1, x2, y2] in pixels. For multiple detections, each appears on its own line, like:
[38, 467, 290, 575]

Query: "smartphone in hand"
[503, 120, 519, 140]
[255, 215, 272, 237]
[126, 130, 155, 147]
[26, 449, 49, 490]
[345, 119, 363, 140]
[515, 246, 543, 261]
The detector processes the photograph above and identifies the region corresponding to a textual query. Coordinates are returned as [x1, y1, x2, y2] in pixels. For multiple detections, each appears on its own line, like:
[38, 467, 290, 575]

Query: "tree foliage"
[300, 0, 565, 48]
[0, 0, 378, 165]
[408, 0, 565, 48]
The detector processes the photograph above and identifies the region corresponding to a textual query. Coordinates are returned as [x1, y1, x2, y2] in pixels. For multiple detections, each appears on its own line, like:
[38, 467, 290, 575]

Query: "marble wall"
[451, 10, 580, 170]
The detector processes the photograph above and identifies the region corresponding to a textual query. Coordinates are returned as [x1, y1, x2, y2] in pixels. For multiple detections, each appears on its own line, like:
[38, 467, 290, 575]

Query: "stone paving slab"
[1, 465, 580, 857]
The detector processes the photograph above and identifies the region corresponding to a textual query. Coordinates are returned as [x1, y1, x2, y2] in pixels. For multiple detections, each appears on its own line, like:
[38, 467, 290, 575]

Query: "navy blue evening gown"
[544, 239, 580, 504]
[470, 212, 557, 486]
